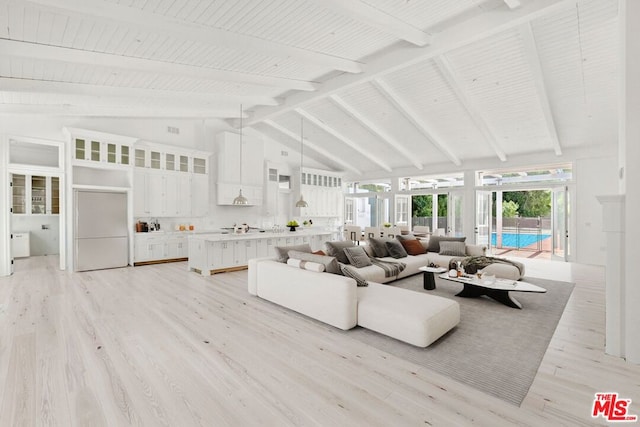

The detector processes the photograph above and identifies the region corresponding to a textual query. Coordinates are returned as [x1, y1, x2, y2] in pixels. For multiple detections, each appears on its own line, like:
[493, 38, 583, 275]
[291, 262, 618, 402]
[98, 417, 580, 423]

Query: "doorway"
[411, 191, 464, 237]
[475, 186, 571, 261]
[6, 138, 65, 272]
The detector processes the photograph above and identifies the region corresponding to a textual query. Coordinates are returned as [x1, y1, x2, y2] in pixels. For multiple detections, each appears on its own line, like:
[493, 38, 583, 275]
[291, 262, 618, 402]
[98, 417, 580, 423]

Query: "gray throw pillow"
[385, 240, 408, 259]
[274, 243, 312, 263]
[367, 237, 393, 258]
[438, 241, 467, 257]
[287, 250, 341, 274]
[343, 246, 372, 268]
[340, 264, 368, 287]
[426, 236, 466, 253]
[324, 241, 355, 264]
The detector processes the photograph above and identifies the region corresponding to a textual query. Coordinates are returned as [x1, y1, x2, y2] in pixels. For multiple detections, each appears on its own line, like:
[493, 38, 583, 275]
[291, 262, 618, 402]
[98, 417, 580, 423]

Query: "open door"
[394, 194, 410, 227]
[448, 191, 463, 237]
[476, 190, 492, 248]
[552, 186, 569, 261]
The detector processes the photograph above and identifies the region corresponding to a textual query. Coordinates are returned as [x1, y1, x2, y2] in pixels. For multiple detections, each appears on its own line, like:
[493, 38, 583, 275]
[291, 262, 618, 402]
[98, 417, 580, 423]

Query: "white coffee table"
[438, 273, 546, 309]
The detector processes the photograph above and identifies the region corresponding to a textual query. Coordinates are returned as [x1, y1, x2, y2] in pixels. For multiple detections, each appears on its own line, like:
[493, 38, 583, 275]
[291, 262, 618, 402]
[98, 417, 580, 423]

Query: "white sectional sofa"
[248, 257, 460, 347]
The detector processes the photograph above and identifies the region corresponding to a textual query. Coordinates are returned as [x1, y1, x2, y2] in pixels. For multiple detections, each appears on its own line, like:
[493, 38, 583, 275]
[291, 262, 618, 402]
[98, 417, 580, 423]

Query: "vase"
[289, 226, 297, 232]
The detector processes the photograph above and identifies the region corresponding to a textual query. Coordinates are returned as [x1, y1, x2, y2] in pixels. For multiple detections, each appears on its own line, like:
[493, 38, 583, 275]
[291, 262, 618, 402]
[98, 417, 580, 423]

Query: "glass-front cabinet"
[11, 174, 59, 215]
[73, 137, 131, 167]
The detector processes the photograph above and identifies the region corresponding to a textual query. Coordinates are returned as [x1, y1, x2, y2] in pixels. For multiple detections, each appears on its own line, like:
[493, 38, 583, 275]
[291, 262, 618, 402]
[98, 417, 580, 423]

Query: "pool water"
[491, 232, 551, 248]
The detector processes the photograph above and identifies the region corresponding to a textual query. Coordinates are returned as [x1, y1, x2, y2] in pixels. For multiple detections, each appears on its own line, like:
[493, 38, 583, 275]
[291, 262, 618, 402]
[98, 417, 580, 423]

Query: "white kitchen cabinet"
[12, 232, 30, 258]
[207, 241, 235, 271]
[191, 173, 209, 217]
[135, 233, 190, 264]
[216, 132, 264, 205]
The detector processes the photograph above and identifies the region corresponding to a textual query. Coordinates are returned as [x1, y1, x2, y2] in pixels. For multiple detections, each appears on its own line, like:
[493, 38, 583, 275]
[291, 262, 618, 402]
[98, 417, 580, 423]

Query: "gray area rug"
[346, 275, 574, 406]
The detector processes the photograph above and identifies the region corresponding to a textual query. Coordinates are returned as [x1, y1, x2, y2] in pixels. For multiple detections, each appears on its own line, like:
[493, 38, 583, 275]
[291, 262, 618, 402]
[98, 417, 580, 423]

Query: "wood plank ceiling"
[0, 0, 619, 179]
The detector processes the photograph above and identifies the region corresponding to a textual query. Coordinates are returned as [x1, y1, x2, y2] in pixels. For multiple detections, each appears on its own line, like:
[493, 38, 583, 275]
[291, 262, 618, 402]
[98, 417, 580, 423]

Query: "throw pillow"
[362, 244, 376, 258]
[367, 237, 392, 258]
[325, 241, 355, 264]
[274, 243, 312, 263]
[385, 240, 408, 259]
[287, 250, 341, 275]
[438, 241, 467, 257]
[286, 258, 325, 272]
[343, 246, 373, 268]
[426, 236, 466, 253]
[400, 239, 427, 255]
[312, 250, 326, 256]
[340, 264, 369, 287]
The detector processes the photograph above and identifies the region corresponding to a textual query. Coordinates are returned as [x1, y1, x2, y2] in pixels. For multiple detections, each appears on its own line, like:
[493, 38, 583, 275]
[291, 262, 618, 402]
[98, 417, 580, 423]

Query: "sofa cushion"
[340, 264, 369, 287]
[368, 237, 392, 257]
[439, 241, 467, 257]
[385, 240, 408, 259]
[325, 241, 355, 264]
[275, 243, 312, 262]
[343, 246, 372, 268]
[400, 239, 427, 255]
[286, 258, 325, 272]
[396, 233, 417, 241]
[427, 236, 466, 253]
[288, 250, 341, 275]
[466, 245, 486, 257]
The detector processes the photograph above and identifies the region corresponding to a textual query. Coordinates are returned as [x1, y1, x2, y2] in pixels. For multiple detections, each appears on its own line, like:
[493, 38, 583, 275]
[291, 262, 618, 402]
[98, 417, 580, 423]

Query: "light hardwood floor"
[1, 256, 638, 426]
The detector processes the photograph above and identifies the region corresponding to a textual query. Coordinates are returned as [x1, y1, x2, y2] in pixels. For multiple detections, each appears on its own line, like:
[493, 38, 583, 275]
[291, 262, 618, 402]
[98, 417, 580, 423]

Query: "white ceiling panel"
[0, 0, 624, 174]
[336, 82, 450, 165]
[446, 28, 556, 156]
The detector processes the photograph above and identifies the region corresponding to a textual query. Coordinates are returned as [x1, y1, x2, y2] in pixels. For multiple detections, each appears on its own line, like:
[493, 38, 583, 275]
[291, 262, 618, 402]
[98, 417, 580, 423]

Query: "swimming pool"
[491, 232, 551, 248]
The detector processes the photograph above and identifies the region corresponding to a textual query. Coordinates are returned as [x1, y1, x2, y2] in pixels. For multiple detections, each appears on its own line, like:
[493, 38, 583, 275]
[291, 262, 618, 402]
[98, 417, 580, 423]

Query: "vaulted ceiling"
[0, 0, 619, 179]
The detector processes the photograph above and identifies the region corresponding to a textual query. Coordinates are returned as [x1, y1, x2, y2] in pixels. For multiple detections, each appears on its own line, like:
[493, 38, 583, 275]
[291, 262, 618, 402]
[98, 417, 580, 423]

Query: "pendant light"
[232, 104, 249, 205]
[295, 117, 309, 208]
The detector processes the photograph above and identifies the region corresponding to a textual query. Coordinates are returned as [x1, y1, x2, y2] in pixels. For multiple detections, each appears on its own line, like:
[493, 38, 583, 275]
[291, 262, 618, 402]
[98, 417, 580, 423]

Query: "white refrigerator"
[74, 190, 129, 271]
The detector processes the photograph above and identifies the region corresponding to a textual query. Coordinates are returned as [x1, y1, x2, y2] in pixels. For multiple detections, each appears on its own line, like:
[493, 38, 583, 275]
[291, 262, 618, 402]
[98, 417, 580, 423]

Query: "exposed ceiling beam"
[433, 55, 507, 162]
[519, 23, 562, 156]
[0, 77, 281, 107]
[294, 107, 393, 172]
[0, 104, 241, 118]
[312, 0, 431, 46]
[371, 78, 462, 167]
[246, 0, 578, 125]
[328, 94, 423, 170]
[10, 0, 362, 74]
[0, 39, 319, 92]
[262, 120, 362, 175]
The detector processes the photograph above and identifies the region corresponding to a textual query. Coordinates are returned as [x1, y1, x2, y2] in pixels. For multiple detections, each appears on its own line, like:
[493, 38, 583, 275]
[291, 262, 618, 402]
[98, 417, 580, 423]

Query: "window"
[269, 168, 278, 182]
[477, 164, 572, 186]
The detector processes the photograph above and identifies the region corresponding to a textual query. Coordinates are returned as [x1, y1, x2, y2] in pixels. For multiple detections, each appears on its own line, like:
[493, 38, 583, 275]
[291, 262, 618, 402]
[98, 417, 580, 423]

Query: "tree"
[503, 190, 550, 217]
[502, 200, 519, 217]
[411, 195, 432, 217]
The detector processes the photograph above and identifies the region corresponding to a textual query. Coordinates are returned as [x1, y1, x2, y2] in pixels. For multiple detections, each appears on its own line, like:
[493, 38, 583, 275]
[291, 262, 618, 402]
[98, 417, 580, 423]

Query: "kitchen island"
[188, 229, 340, 275]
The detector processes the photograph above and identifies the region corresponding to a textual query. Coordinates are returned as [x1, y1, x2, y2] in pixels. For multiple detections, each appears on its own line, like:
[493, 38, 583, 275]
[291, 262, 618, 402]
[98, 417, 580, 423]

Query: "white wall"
[11, 215, 60, 256]
[575, 155, 618, 265]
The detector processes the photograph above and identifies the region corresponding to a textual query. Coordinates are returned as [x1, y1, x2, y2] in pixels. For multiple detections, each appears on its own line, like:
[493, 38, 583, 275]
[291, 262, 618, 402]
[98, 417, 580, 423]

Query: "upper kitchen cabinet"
[216, 131, 264, 206]
[296, 167, 344, 218]
[67, 128, 136, 169]
[133, 141, 211, 217]
[11, 174, 59, 215]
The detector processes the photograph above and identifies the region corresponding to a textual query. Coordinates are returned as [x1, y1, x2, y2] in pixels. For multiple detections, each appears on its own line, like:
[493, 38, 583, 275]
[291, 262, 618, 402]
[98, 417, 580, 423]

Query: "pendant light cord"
[239, 103, 243, 187]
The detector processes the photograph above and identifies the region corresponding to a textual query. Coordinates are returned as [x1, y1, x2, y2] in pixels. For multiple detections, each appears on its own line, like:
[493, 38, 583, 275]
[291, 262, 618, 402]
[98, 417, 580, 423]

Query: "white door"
[475, 190, 492, 248]
[448, 192, 464, 237]
[552, 186, 568, 261]
[394, 194, 410, 227]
